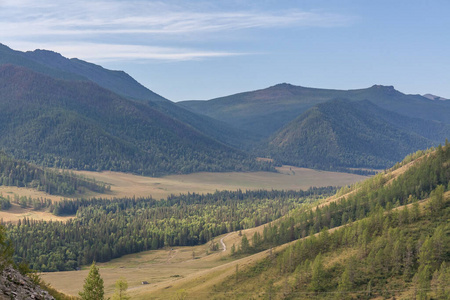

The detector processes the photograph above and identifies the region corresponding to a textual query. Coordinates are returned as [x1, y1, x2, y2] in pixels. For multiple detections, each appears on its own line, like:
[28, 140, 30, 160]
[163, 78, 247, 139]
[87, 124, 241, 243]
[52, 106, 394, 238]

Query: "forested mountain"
[208, 143, 450, 299]
[0, 64, 271, 175]
[266, 99, 450, 171]
[0, 43, 255, 150]
[178, 83, 450, 137]
[2, 43, 449, 174]
[0, 43, 166, 103]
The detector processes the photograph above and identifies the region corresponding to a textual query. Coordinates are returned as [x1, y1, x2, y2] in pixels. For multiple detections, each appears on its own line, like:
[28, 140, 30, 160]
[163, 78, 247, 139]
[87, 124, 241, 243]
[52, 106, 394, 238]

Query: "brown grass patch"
[73, 166, 366, 200]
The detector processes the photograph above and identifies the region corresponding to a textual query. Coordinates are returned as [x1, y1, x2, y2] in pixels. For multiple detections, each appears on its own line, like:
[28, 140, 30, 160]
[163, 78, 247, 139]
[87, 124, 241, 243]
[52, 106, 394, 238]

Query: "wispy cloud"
[0, 0, 352, 61]
[8, 42, 247, 62]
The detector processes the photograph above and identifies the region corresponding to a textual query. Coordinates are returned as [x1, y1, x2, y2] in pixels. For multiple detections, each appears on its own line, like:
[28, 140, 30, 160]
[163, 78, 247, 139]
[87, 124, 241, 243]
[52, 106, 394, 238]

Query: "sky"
[0, 0, 449, 101]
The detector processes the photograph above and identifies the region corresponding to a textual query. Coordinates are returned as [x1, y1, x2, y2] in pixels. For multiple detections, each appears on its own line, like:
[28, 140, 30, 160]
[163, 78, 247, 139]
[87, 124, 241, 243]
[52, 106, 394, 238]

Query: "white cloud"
[0, 0, 352, 61]
[0, 0, 351, 37]
[7, 42, 247, 62]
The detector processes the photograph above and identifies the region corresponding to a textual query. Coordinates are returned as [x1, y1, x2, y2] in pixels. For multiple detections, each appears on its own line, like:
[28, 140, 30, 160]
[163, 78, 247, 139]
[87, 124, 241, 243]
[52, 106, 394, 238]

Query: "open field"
[41, 211, 348, 299]
[0, 166, 366, 223]
[73, 165, 367, 199]
[0, 203, 73, 223]
[40, 221, 274, 298]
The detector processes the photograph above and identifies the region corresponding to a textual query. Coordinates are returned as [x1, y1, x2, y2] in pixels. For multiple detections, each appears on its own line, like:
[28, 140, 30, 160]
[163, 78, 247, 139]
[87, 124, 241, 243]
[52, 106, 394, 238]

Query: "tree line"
[0, 151, 110, 196]
[4, 188, 335, 272]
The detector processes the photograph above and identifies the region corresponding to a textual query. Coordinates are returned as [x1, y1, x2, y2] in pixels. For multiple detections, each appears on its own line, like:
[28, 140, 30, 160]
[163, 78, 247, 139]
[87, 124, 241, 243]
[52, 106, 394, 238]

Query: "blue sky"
[1, 0, 449, 101]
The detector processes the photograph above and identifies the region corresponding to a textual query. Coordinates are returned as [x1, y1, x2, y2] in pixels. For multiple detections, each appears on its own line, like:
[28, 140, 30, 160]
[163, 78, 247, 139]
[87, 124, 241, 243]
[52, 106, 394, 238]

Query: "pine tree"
[309, 253, 325, 293]
[79, 262, 105, 300]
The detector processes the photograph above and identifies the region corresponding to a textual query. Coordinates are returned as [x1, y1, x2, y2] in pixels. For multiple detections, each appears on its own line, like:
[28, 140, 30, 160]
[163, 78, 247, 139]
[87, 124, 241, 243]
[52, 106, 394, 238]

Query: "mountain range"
[179, 83, 450, 172]
[0, 43, 449, 174]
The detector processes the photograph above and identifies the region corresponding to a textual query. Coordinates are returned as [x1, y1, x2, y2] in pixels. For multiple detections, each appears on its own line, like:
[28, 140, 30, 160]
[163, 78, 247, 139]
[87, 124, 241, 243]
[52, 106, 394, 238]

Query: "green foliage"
[212, 146, 450, 299]
[0, 151, 109, 196]
[6, 188, 334, 271]
[79, 262, 104, 300]
[309, 254, 326, 293]
[0, 224, 13, 270]
[112, 278, 130, 300]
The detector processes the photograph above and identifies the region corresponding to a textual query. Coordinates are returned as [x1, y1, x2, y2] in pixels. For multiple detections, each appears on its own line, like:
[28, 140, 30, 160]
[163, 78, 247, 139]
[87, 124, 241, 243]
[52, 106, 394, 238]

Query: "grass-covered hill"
[266, 99, 450, 171]
[178, 83, 450, 138]
[162, 143, 449, 300]
[0, 64, 271, 176]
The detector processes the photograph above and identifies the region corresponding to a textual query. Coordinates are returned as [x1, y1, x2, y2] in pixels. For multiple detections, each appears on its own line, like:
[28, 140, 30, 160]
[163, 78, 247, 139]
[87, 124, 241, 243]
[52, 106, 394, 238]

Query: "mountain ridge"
[0, 64, 270, 175]
[178, 83, 450, 137]
[266, 99, 442, 170]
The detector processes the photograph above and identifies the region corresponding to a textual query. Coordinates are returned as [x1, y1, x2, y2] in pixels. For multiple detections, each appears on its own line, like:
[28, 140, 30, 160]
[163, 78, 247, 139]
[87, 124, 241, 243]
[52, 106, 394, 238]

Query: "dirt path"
[220, 233, 232, 252]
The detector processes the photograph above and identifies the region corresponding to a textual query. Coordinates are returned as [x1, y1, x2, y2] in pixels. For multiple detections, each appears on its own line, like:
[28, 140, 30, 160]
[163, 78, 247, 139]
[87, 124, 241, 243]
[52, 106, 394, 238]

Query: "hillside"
[142, 143, 450, 300]
[0, 43, 166, 103]
[0, 64, 270, 176]
[179, 83, 450, 137]
[266, 99, 450, 170]
[0, 44, 255, 150]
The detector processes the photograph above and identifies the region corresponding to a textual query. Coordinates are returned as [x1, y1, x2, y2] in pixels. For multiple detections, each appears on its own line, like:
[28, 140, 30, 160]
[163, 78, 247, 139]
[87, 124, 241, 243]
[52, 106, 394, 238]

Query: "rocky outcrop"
[0, 267, 54, 300]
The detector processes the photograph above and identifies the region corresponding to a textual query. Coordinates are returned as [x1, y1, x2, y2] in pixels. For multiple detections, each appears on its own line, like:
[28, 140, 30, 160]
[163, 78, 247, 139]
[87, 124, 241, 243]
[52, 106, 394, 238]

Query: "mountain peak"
[370, 84, 395, 90]
[270, 83, 304, 90]
[29, 48, 65, 58]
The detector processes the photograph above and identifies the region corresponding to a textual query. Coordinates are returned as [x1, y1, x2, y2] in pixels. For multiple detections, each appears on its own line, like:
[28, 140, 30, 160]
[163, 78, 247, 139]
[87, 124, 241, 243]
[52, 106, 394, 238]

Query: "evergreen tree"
[79, 262, 105, 300]
[309, 253, 326, 293]
[337, 266, 352, 300]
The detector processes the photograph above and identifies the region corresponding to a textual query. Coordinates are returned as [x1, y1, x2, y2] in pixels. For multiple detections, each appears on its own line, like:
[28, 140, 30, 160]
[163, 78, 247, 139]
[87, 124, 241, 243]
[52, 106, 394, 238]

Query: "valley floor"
[0, 166, 366, 223]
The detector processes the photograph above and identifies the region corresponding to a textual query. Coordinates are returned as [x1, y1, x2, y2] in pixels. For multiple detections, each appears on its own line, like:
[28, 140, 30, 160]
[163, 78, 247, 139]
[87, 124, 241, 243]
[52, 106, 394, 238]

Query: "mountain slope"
[148, 143, 450, 300]
[179, 83, 450, 137]
[0, 43, 254, 149]
[266, 99, 448, 170]
[0, 64, 269, 175]
[0, 43, 167, 103]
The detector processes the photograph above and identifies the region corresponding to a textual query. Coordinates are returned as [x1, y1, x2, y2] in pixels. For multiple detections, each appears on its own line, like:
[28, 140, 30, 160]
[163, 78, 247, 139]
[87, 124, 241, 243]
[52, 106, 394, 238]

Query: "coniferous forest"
[4, 188, 335, 272]
[0, 151, 109, 196]
[213, 142, 450, 299]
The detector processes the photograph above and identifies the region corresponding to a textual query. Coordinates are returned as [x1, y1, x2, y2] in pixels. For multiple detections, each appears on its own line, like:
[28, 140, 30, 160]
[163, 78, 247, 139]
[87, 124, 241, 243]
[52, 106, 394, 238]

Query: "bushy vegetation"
[0, 151, 109, 196]
[4, 188, 335, 272]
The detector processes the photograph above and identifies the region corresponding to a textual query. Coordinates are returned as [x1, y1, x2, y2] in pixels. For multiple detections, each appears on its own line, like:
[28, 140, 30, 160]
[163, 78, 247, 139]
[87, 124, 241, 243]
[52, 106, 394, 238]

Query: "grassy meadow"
[0, 166, 366, 223]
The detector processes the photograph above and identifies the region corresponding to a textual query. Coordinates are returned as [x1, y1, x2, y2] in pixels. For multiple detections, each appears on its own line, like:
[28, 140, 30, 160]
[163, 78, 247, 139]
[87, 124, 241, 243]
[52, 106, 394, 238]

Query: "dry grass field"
[40, 221, 277, 298]
[0, 166, 366, 223]
[73, 165, 367, 199]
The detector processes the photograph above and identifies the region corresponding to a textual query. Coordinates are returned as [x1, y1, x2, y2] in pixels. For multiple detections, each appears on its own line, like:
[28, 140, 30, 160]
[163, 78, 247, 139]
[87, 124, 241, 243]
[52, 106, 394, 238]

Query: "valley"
[0, 41, 448, 300]
[39, 143, 450, 299]
[0, 166, 366, 223]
